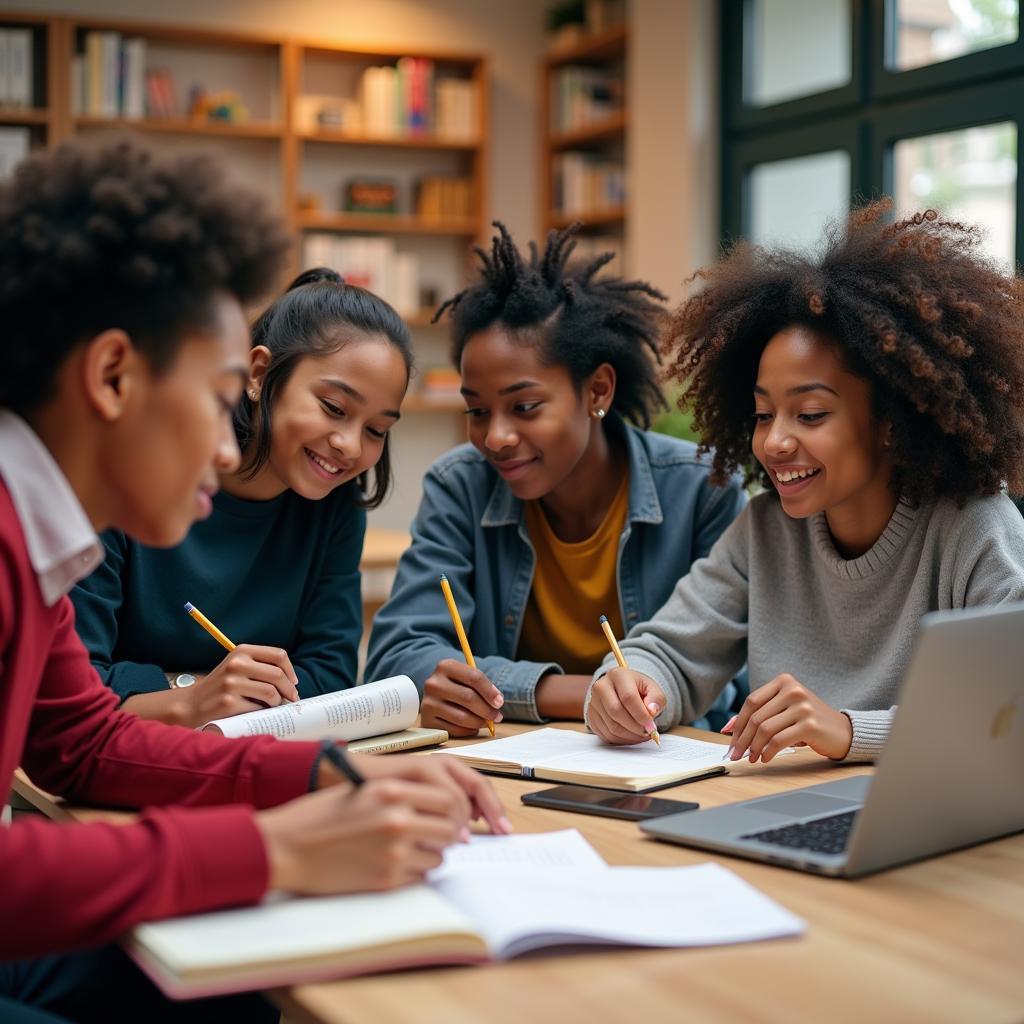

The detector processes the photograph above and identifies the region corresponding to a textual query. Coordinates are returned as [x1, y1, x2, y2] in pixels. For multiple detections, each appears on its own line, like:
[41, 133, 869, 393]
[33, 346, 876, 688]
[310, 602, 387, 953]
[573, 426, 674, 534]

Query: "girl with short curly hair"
[586, 201, 1024, 763]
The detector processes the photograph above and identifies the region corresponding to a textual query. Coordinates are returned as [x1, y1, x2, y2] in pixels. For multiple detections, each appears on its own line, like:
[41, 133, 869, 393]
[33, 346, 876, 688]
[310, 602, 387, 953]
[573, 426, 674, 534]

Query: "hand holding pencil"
[438, 575, 497, 738]
[588, 615, 666, 746]
[176, 601, 299, 728]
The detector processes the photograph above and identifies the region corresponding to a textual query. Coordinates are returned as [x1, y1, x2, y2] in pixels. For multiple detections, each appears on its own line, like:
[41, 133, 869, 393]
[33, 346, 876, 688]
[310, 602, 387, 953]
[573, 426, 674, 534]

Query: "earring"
[248, 389, 259, 401]
[592, 408, 606, 420]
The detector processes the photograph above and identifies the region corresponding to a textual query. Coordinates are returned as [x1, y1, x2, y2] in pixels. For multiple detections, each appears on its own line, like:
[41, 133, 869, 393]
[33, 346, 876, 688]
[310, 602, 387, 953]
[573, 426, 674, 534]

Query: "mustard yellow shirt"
[517, 471, 629, 674]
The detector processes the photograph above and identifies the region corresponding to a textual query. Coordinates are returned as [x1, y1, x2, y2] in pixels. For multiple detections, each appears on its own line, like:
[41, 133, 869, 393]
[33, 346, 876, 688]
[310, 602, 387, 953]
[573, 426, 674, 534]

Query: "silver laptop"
[641, 602, 1024, 877]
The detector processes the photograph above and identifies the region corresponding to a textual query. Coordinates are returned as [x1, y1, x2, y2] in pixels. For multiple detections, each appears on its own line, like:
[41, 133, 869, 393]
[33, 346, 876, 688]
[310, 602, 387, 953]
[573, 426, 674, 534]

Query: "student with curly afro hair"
[0, 138, 505, 1023]
[586, 200, 1024, 764]
[367, 222, 747, 733]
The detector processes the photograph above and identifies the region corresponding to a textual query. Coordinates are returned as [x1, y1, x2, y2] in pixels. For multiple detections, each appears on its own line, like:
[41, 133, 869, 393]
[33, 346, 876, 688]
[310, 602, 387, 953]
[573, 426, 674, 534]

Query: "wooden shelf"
[72, 116, 284, 139]
[548, 206, 626, 231]
[403, 395, 464, 413]
[0, 107, 48, 125]
[299, 128, 480, 151]
[545, 24, 627, 67]
[297, 211, 479, 237]
[550, 112, 627, 150]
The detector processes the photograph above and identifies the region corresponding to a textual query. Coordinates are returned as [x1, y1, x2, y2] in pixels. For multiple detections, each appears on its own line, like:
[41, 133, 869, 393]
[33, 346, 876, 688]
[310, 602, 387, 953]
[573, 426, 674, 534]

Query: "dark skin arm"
[535, 673, 591, 719]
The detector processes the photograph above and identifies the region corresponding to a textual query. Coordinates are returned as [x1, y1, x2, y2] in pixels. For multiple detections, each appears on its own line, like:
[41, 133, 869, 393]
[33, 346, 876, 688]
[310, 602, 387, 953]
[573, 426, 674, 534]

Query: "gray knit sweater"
[587, 492, 1024, 761]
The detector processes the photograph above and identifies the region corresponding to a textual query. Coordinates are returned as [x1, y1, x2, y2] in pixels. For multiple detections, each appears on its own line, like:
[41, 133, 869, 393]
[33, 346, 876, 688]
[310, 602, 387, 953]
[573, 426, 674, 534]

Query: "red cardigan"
[0, 483, 322, 957]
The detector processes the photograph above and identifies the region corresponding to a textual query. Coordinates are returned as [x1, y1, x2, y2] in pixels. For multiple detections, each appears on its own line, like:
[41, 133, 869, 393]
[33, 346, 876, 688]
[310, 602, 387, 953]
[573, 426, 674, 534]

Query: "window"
[721, 0, 1024, 264]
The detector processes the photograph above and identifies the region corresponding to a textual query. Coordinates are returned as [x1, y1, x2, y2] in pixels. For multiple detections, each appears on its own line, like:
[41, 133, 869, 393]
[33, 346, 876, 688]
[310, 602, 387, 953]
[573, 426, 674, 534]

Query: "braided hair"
[435, 222, 668, 428]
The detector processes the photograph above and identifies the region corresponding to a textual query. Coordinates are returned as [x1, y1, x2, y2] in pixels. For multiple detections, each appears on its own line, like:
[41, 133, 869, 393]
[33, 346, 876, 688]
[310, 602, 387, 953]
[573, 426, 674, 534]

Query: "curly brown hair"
[0, 135, 291, 415]
[665, 200, 1024, 505]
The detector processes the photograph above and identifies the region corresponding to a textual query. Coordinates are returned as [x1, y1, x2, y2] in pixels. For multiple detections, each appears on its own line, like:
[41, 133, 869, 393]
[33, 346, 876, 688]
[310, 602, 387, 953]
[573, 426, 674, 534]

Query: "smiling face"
[102, 292, 250, 547]
[752, 325, 894, 539]
[250, 336, 408, 501]
[459, 325, 607, 501]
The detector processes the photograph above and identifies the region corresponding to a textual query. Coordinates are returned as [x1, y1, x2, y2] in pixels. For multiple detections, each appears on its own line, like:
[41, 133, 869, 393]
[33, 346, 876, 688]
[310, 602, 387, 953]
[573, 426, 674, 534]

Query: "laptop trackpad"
[750, 792, 858, 819]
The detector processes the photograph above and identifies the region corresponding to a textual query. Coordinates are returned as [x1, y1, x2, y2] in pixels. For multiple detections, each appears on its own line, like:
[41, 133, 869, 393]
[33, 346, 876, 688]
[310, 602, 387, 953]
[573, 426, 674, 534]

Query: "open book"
[441, 727, 728, 792]
[128, 830, 804, 998]
[201, 675, 446, 751]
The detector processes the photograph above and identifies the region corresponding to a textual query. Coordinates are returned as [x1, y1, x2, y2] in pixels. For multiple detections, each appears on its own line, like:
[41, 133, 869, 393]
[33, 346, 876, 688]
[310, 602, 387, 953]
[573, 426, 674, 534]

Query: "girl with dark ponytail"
[71, 268, 414, 727]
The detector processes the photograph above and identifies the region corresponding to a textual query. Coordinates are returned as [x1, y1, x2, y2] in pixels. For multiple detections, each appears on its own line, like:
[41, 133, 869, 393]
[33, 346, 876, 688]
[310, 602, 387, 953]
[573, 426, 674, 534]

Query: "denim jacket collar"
[479, 420, 664, 529]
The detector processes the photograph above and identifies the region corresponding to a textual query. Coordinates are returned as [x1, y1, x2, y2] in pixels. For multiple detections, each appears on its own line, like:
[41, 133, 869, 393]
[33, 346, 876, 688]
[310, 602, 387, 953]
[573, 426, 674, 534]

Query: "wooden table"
[275, 723, 1024, 1024]
[13, 725, 1024, 1023]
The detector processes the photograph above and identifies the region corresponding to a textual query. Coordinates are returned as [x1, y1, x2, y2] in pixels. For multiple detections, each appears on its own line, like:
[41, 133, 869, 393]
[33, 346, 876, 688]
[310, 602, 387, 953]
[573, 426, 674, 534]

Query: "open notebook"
[200, 674, 446, 752]
[128, 830, 804, 998]
[441, 727, 728, 792]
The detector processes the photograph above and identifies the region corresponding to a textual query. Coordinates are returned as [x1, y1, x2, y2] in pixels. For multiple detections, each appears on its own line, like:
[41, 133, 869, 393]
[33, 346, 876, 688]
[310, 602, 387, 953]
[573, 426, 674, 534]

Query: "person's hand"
[257, 778, 461, 894]
[721, 674, 853, 763]
[183, 644, 299, 728]
[420, 659, 504, 737]
[318, 750, 512, 836]
[586, 667, 665, 745]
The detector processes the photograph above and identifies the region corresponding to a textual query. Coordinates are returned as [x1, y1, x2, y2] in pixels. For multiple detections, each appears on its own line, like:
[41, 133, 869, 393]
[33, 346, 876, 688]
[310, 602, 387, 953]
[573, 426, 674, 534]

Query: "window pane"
[747, 0, 851, 107]
[748, 150, 851, 249]
[891, 0, 1019, 71]
[893, 121, 1016, 267]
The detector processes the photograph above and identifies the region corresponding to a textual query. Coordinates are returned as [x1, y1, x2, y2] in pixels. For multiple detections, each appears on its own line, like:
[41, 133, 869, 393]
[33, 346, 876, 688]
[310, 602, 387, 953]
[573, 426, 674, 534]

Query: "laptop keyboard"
[741, 810, 858, 856]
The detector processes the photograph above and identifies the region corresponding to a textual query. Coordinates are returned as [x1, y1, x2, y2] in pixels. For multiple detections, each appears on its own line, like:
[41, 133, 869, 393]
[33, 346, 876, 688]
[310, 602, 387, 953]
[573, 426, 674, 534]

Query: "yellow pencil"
[184, 601, 236, 652]
[599, 614, 660, 745]
[439, 574, 494, 738]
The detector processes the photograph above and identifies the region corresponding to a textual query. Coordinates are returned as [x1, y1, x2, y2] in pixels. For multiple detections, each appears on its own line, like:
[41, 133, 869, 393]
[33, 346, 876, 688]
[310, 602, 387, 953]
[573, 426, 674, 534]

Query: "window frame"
[721, 0, 1024, 261]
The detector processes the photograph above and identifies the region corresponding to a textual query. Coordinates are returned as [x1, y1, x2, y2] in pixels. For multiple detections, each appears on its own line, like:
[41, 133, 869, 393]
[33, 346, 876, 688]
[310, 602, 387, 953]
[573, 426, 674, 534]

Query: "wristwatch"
[169, 673, 197, 689]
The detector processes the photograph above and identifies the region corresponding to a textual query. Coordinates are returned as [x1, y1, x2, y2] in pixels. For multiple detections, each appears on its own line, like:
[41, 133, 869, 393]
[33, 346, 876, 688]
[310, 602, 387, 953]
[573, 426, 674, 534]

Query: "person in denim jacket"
[366, 224, 747, 734]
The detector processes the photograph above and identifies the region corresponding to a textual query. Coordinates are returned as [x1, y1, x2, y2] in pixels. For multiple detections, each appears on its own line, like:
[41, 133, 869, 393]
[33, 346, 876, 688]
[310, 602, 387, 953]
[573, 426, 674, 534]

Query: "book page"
[434, 862, 805, 959]
[429, 829, 606, 883]
[201, 675, 418, 742]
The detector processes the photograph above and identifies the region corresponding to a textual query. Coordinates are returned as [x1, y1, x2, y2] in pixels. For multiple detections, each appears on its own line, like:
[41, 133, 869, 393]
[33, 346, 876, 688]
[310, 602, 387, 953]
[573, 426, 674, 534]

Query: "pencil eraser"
[599, 614, 608, 624]
[184, 602, 195, 613]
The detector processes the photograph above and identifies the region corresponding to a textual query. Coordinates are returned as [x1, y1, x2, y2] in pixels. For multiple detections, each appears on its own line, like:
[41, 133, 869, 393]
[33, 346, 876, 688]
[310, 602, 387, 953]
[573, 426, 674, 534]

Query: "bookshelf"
[1, 10, 486, 423]
[0, 12, 61, 167]
[540, 22, 627, 261]
[0, 9, 487, 531]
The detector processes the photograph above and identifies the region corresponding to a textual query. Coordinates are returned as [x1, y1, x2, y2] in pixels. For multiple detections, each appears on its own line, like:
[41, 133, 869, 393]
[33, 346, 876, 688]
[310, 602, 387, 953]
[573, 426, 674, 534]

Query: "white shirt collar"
[0, 410, 103, 606]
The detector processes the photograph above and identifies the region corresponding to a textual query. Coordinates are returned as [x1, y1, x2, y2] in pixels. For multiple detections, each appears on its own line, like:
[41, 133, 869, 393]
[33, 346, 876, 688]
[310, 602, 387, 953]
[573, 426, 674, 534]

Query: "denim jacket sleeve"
[365, 458, 560, 723]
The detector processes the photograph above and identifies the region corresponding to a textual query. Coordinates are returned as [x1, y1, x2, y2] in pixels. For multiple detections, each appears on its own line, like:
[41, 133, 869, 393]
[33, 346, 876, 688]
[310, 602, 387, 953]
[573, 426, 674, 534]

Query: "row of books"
[71, 32, 148, 119]
[550, 65, 623, 135]
[553, 152, 626, 216]
[303, 234, 421, 319]
[358, 61, 477, 140]
[0, 29, 34, 109]
[417, 176, 474, 220]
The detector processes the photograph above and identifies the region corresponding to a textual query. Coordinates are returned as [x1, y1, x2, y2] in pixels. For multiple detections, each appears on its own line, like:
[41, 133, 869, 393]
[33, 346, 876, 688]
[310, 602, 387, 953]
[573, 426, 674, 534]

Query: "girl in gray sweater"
[586, 201, 1024, 763]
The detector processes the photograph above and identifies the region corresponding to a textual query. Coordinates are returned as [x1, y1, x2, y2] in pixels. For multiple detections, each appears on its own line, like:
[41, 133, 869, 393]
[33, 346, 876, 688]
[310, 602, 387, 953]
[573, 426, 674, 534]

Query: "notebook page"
[537, 732, 728, 781]
[429, 829, 607, 883]
[441, 727, 599, 767]
[201, 675, 418, 741]
[434, 863, 805, 959]
[134, 886, 474, 974]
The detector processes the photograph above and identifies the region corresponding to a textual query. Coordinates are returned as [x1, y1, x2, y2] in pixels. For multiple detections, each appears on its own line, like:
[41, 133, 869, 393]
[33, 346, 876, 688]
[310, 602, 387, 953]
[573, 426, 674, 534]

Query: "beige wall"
[630, 0, 718, 305]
